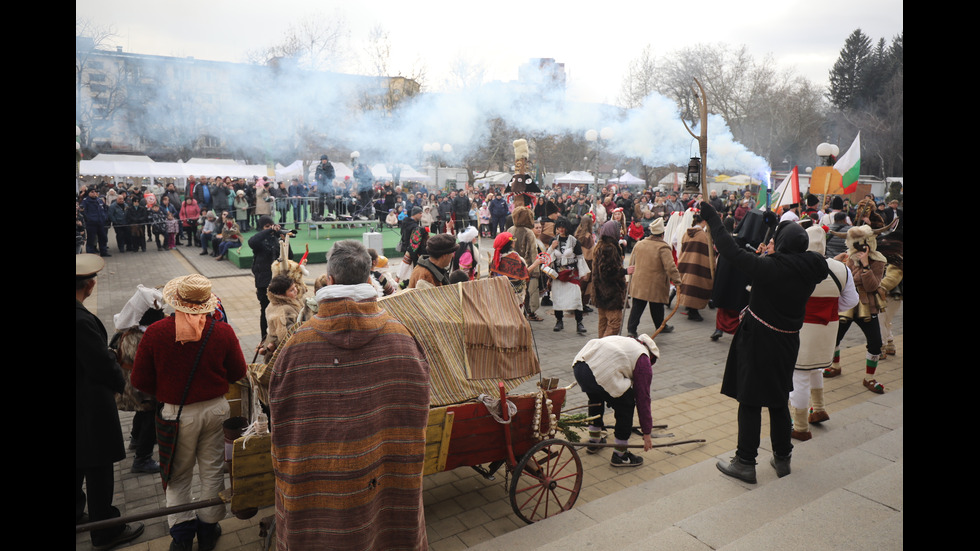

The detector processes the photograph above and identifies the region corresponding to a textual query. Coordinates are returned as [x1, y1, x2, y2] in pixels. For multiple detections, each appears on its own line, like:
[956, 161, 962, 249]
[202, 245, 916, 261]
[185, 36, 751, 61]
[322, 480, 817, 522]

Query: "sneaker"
[586, 437, 606, 454]
[610, 451, 643, 467]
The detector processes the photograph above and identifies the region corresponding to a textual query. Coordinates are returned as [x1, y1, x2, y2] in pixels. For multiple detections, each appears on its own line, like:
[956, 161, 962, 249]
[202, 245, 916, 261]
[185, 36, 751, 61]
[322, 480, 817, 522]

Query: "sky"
[77, 0, 903, 105]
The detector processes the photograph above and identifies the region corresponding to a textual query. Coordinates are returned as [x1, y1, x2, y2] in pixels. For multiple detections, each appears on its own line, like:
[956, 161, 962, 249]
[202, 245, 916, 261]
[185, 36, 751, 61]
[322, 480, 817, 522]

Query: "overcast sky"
[77, 0, 902, 105]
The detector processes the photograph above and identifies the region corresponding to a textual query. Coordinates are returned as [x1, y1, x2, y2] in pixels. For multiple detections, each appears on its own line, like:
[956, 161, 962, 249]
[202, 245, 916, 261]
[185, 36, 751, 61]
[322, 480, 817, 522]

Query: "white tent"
[275, 160, 305, 180]
[473, 171, 511, 187]
[370, 163, 392, 181]
[607, 171, 646, 186]
[80, 155, 272, 180]
[658, 172, 687, 188]
[554, 171, 599, 185]
[396, 164, 431, 182]
[184, 158, 270, 179]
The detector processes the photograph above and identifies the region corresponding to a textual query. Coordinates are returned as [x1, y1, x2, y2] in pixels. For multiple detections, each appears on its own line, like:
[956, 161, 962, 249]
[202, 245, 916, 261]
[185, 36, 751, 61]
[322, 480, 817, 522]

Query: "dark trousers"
[112, 225, 128, 252]
[836, 315, 882, 356]
[627, 298, 666, 334]
[257, 287, 270, 340]
[490, 216, 507, 237]
[86, 223, 109, 254]
[554, 310, 583, 322]
[76, 464, 125, 545]
[573, 361, 635, 441]
[184, 222, 199, 246]
[131, 409, 156, 460]
[736, 403, 793, 462]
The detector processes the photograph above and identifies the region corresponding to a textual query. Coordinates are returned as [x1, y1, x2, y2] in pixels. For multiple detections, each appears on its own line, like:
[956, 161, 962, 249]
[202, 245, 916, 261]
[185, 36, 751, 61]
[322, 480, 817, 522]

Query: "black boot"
[716, 455, 757, 483]
[770, 453, 791, 478]
[576, 320, 587, 334]
[710, 329, 723, 341]
[688, 308, 704, 322]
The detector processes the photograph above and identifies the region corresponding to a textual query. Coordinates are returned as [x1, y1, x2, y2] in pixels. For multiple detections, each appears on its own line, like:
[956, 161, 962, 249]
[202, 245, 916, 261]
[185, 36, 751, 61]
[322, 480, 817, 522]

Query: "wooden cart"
[225, 378, 581, 531]
[423, 378, 581, 524]
[225, 278, 583, 548]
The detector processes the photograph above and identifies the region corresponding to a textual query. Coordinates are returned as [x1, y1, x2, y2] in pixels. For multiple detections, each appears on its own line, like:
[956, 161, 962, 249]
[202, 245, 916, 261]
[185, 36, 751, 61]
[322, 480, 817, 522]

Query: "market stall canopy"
[370, 163, 392, 181]
[473, 171, 512, 186]
[397, 164, 431, 182]
[80, 154, 271, 179]
[275, 160, 305, 180]
[606, 171, 646, 186]
[185, 158, 271, 179]
[554, 171, 600, 185]
[725, 174, 763, 185]
[658, 172, 687, 187]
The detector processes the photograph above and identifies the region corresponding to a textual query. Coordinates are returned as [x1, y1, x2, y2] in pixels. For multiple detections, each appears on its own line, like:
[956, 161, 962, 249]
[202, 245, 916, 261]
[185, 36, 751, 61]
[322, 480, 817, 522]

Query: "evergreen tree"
[827, 29, 872, 110]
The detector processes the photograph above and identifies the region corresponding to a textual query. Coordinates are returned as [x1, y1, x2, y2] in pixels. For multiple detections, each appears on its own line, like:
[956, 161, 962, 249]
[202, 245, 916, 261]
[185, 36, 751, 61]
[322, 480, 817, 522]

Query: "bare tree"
[249, 11, 352, 72]
[76, 19, 120, 152]
[444, 54, 487, 91]
[619, 45, 657, 109]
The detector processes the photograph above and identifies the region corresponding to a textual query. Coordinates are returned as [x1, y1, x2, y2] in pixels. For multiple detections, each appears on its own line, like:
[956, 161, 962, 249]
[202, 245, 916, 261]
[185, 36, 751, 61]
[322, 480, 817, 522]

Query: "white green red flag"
[833, 133, 861, 194]
[766, 166, 800, 212]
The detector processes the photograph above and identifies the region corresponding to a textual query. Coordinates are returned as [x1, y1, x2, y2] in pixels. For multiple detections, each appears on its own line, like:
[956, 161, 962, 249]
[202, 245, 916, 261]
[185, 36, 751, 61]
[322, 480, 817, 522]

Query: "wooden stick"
[568, 438, 706, 450]
[652, 299, 681, 339]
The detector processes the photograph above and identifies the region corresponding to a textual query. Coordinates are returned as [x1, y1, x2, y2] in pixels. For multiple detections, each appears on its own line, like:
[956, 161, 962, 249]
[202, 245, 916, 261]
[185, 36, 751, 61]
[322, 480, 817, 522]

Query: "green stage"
[224, 217, 403, 269]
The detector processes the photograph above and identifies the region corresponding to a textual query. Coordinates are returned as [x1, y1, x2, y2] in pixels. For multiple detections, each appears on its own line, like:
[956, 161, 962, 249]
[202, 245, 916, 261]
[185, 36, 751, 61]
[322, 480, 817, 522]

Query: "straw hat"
[162, 274, 218, 314]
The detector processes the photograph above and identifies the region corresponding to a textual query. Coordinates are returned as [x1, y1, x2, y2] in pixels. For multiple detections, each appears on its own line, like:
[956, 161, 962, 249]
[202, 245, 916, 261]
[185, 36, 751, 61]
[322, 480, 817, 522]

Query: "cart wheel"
[509, 439, 583, 524]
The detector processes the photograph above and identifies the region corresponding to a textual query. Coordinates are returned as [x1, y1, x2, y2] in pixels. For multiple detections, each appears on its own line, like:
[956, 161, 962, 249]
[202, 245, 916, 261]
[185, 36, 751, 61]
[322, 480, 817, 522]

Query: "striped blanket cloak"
[677, 227, 713, 310]
[270, 294, 430, 551]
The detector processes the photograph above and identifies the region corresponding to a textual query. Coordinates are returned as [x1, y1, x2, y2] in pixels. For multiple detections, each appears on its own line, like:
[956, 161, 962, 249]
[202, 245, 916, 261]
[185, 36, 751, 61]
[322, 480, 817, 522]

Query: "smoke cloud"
[105, 55, 770, 180]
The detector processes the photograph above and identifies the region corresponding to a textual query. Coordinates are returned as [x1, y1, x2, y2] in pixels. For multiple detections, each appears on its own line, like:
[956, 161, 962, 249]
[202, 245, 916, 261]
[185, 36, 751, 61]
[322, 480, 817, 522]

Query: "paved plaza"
[77, 231, 903, 550]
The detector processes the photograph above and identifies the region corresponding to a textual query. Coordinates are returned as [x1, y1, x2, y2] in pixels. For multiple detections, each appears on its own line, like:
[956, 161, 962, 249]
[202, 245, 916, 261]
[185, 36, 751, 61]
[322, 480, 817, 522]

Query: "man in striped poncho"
[270, 239, 430, 550]
[677, 212, 713, 322]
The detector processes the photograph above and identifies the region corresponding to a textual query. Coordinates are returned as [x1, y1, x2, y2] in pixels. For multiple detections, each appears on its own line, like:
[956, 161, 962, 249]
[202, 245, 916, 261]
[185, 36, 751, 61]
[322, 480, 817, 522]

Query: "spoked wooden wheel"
[509, 439, 583, 524]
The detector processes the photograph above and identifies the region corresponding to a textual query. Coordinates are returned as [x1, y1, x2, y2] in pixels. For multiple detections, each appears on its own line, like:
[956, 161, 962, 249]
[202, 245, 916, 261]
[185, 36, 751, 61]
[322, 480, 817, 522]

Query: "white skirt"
[551, 278, 583, 311]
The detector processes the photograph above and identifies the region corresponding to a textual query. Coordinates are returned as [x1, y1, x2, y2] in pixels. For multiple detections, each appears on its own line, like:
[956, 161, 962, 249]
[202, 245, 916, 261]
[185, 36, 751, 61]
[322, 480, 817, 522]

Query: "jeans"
[218, 239, 240, 257]
[291, 199, 307, 226]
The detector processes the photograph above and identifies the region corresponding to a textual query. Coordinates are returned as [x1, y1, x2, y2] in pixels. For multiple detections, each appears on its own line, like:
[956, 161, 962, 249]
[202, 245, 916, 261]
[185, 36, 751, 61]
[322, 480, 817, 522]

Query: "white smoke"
[119, 56, 770, 179]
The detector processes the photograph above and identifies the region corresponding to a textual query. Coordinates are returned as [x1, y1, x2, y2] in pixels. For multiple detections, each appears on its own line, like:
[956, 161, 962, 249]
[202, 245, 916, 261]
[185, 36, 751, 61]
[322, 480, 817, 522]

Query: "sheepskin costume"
[270, 234, 310, 297]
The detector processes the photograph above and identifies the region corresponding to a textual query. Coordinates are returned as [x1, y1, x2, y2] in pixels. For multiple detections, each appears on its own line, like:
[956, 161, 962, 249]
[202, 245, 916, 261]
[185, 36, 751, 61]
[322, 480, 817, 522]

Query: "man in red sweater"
[132, 274, 247, 551]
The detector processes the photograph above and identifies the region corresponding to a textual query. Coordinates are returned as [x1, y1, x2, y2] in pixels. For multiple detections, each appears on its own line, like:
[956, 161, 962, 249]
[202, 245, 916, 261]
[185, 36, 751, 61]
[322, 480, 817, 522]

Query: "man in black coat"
[452, 191, 471, 232]
[76, 254, 144, 548]
[700, 201, 828, 483]
[248, 216, 288, 340]
[314, 155, 336, 218]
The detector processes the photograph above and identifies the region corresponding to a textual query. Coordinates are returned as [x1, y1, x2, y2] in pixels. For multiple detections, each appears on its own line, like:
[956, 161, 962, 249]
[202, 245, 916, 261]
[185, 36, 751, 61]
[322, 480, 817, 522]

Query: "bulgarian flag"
[766, 166, 800, 212]
[833, 133, 861, 194]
